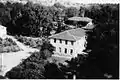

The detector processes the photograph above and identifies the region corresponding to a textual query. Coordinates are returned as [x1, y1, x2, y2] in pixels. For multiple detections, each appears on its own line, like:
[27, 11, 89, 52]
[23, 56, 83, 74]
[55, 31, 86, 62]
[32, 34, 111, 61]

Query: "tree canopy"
[0, 3, 118, 79]
[63, 4, 119, 79]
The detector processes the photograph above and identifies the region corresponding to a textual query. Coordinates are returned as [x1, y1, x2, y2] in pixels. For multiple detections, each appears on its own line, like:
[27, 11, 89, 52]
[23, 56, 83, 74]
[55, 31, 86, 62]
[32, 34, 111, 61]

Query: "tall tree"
[40, 40, 55, 59]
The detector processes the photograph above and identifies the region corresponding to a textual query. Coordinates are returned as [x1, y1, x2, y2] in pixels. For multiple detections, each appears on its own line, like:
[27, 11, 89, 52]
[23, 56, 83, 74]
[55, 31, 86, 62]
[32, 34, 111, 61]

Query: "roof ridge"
[49, 31, 65, 38]
[67, 30, 77, 40]
[49, 28, 85, 41]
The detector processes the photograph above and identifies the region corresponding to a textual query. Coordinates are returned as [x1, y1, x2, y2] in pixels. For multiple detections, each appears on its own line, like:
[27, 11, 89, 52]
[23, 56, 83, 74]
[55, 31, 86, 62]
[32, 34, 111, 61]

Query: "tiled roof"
[49, 28, 86, 41]
[68, 17, 92, 22]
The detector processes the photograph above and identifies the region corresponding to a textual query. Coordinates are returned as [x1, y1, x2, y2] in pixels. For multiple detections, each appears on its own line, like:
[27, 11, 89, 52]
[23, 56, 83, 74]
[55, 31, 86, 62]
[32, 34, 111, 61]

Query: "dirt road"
[0, 35, 39, 76]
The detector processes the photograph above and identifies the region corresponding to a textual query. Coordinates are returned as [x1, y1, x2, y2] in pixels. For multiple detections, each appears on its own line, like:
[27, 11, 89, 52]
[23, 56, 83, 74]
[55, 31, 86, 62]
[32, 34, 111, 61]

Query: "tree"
[59, 4, 119, 79]
[84, 23, 119, 78]
[84, 4, 119, 23]
[0, 2, 12, 26]
[53, 3, 65, 9]
[0, 75, 6, 79]
[44, 63, 65, 79]
[65, 7, 79, 18]
[5, 52, 46, 79]
[59, 54, 88, 79]
[5, 1, 55, 37]
[82, 4, 119, 79]
[40, 40, 55, 59]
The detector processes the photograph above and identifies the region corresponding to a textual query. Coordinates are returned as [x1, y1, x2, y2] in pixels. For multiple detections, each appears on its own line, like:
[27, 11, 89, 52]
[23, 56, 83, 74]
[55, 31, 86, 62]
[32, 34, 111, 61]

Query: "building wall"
[50, 36, 87, 58]
[50, 38, 75, 57]
[73, 36, 87, 57]
[0, 25, 7, 39]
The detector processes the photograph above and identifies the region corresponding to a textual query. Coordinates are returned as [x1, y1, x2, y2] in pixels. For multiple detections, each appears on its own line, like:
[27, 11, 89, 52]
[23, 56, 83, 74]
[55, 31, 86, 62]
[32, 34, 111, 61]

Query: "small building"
[68, 17, 92, 22]
[49, 28, 87, 58]
[81, 21, 95, 30]
[65, 17, 93, 28]
[0, 25, 7, 39]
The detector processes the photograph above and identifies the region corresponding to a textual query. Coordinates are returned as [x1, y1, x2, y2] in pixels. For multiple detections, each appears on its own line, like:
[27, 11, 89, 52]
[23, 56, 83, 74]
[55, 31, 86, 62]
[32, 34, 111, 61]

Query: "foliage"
[5, 39, 55, 79]
[3, 2, 54, 37]
[40, 40, 55, 59]
[15, 35, 43, 49]
[64, 7, 79, 18]
[0, 75, 6, 79]
[84, 23, 119, 78]
[53, 2, 65, 9]
[0, 3, 118, 79]
[5, 51, 47, 79]
[0, 1, 79, 37]
[58, 4, 119, 79]
[83, 5, 119, 78]
[0, 2, 11, 26]
[0, 37, 21, 53]
[44, 63, 65, 79]
[82, 4, 118, 79]
[84, 4, 119, 23]
[59, 54, 88, 79]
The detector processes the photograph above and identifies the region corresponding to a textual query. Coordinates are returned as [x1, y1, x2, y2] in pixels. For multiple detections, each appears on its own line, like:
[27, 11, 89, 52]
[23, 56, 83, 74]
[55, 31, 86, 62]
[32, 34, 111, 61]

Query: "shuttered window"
[70, 49, 73, 55]
[54, 39, 56, 43]
[65, 48, 67, 53]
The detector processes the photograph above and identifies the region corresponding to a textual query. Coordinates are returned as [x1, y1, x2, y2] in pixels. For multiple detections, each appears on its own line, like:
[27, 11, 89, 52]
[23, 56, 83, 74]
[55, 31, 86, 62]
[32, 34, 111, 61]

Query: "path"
[0, 35, 39, 76]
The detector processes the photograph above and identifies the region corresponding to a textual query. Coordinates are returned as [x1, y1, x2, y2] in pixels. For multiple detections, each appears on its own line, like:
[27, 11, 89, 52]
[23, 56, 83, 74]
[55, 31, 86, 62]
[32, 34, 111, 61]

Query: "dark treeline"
[0, 2, 118, 37]
[0, 2, 119, 79]
[64, 4, 119, 79]
[0, 1, 81, 37]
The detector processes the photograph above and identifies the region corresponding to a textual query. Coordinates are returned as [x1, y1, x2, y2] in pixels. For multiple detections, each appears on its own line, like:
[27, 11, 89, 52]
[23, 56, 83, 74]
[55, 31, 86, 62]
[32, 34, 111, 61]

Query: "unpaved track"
[0, 35, 39, 76]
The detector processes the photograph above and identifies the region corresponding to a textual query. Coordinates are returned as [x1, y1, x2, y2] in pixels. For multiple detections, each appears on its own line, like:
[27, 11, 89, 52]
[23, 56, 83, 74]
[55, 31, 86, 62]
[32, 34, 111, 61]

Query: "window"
[70, 49, 73, 55]
[60, 39, 62, 43]
[54, 39, 56, 43]
[84, 42, 87, 47]
[65, 48, 67, 53]
[71, 41, 74, 45]
[59, 47, 61, 52]
[65, 40, 68, 45]
[85, 36, 87, 39]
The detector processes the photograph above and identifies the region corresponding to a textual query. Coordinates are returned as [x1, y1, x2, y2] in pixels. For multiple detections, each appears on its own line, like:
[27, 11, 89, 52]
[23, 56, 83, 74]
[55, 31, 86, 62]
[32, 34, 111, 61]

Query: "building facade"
[0, 25, 7, 39]
[65, 16, 93, 28]
[49, 28, 87, 58]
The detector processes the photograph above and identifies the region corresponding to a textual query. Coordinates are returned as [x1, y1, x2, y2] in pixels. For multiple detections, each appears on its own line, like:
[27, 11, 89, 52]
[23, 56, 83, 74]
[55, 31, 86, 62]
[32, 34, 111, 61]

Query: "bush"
[5, 50, 65, 79]
[5, 40, 57, 79]
[0, 37, 21, 53]
[5, 51, 47, 79]
[15, 35, 43, 49]
[0, 75, 6, 79]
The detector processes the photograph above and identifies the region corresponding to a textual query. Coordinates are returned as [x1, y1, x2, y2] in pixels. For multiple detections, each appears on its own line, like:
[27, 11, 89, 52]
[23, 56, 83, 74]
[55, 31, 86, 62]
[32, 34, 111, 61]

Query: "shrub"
[0, 38, 21, 53]
[0, 75, 6, 79]
[15, 35, 43, 49]
[5, 51, 47, 79]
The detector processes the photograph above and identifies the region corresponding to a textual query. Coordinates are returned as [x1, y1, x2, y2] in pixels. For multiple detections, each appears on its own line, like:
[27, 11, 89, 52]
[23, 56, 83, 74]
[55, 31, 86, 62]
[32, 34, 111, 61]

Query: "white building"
[66, 16, 93, 28]
[49, 28, 87, 58]
[0, 25, 7, 39]
[82, 21, 95, 30]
